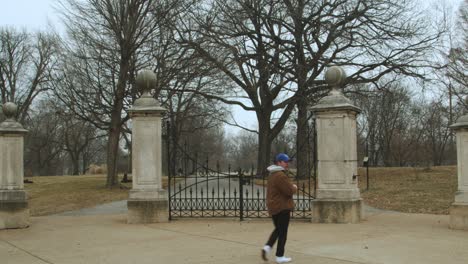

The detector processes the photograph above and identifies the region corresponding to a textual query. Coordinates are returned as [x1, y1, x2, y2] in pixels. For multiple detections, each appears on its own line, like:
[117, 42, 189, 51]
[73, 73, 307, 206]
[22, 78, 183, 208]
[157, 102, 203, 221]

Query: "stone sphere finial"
[136, 70, 157, 96]
[2, 102, 18, 119]
[325, 66, 346, 89]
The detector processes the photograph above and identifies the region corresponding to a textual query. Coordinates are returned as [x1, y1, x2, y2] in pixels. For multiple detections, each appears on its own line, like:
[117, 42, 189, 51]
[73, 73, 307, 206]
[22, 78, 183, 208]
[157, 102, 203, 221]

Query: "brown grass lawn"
[25, 175, 169, 216]
[264, 166, 458, 215]
[25, 166, 458, 216]
[358, 166, 457, 214]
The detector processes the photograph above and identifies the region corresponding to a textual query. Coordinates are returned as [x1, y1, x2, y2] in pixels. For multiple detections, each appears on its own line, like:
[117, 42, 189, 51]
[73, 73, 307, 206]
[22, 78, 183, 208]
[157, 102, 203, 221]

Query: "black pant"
[266, 210, 291, 257]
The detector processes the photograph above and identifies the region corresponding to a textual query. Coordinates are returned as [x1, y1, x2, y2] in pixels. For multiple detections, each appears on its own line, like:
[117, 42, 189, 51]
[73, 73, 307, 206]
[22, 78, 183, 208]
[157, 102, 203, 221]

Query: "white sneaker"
[276, 256, 292, 263]
[261, 245, 271, 261]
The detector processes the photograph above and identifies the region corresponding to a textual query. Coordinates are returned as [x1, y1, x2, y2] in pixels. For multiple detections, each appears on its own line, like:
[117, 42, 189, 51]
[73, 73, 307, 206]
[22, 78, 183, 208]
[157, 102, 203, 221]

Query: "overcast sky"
[0, 0, 463, 30]
[0, 0, 61, 32]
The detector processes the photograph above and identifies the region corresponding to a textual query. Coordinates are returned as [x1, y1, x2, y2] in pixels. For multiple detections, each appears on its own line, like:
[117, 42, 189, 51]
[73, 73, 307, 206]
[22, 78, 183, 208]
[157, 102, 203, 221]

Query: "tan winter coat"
[266, 165, 295, 216]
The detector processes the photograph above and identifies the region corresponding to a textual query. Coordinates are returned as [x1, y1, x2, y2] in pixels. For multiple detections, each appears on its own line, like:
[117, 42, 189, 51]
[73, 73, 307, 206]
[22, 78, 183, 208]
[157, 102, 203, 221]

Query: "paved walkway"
[54, 200, 129, 216]
[1, 204, 467, 264]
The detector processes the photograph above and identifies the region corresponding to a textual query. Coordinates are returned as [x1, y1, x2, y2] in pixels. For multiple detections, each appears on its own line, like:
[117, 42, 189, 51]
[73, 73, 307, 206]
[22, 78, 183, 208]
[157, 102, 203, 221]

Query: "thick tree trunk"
[257, 130, 271, 178]
[291, 4, 308, 179]
[106, 65, 127, 188]
[257, 116, 272, 178]
[296, 99, 309, 179]
[82, 154, 89, 175]
[106, 116, 121, 187]
[169, 125, 178, 177]
[72, 155, 80, 175]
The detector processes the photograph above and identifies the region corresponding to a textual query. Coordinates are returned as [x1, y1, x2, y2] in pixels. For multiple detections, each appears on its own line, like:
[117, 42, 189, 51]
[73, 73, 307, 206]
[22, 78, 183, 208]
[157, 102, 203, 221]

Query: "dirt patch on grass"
[358, 166, 457, 214]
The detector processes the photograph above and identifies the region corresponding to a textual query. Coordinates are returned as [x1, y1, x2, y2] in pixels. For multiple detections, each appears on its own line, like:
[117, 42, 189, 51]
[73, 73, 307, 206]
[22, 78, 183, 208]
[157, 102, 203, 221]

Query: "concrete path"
[1, 206, 467, 264]
[54, 200, 128, 216]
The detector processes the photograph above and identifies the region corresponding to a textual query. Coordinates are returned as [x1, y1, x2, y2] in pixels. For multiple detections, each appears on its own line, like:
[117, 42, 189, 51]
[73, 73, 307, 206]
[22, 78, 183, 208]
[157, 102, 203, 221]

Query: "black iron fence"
[167, 142, 316, 220]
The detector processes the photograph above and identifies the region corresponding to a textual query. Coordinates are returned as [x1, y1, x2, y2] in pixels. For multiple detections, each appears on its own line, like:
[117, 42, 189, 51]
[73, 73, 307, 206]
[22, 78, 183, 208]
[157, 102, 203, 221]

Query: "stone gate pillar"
[127, 70, 168, 224]
[0, 102, 29, 229]
[310, 66, 362, 223]
[449, 111, 468, 230]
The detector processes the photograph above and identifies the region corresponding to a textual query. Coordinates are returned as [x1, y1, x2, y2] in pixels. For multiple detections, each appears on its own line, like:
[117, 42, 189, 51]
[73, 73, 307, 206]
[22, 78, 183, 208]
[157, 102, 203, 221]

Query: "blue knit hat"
[275, 153, 292, 163]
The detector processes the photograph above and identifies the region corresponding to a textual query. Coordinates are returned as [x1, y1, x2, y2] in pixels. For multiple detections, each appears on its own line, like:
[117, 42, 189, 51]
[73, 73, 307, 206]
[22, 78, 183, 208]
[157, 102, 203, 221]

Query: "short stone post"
[0, 102, 29, 229]
[449, 109, 468, 230]
[127, 70, 168, 224]
[310, 66, 362, 223]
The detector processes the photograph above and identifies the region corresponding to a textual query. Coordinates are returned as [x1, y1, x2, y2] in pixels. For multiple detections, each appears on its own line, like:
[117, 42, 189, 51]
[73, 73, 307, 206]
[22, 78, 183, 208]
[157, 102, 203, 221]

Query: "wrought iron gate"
[164, 106, 319, 220]
[167, 147, 316, 220]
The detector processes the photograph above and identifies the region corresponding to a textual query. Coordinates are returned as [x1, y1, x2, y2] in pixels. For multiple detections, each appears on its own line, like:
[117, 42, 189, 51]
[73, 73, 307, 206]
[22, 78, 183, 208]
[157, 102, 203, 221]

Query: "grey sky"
[0, 0, 60, 31]
[0, 0, 463, 31]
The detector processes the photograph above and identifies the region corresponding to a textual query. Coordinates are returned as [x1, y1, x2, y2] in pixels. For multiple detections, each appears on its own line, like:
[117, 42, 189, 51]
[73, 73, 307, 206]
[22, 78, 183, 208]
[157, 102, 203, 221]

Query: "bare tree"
[56, 109, 103, 175]
[225, 130, 258, 170]
[179, 0, 444, 176]
[20, 97, 105, 176]
[420, 100, 453, 166]
[277, 0, 445, 177]
[352, 81, 423, 166]
[445, 0, 468, 102]
[179, 0, 298, 176]
[0, 27, 59, 123]
[24, 101, 64, 176]
[145, 19, 228, 176]
[166, 93, 227, 175]
[55, 0, 180, 187]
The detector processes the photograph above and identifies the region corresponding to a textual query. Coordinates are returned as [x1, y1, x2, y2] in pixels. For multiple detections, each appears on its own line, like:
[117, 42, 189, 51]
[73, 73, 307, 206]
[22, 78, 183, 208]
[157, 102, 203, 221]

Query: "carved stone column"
[0, 102, 29, 229]
[127, 70, 168, 224]
[310, 66, 362, 223]
[449, 110, 468, 230]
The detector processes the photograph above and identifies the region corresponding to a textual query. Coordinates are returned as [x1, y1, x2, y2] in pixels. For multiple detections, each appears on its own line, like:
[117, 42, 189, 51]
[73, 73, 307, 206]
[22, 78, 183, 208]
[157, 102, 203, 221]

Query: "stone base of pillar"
[449, 203, 468, 230]
[127, 199, 168, 224]
[316, 189, 361, 200]
[311, 199, 362, 223]
[0, 190, 29, 229]
[129, 189, 167, 200]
